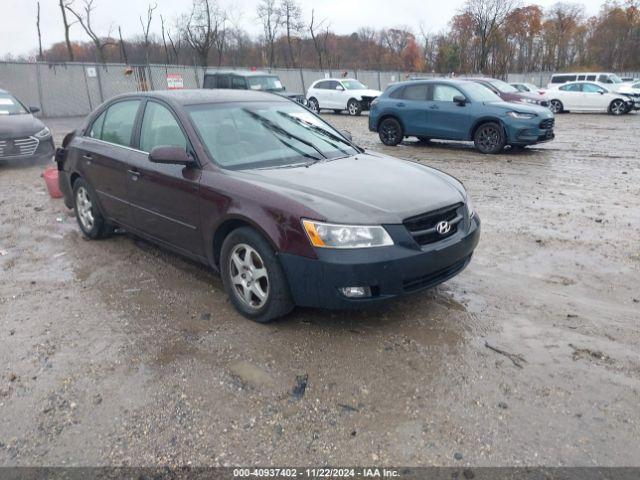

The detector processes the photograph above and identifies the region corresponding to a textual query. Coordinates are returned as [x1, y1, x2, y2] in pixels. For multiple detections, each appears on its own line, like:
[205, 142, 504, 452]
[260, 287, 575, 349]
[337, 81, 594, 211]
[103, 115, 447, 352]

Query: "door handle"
[396, 102, 405, 107]
[429, 105, 439, 110]
[127, 169, 141, 181]
[82, 153, 93, 165]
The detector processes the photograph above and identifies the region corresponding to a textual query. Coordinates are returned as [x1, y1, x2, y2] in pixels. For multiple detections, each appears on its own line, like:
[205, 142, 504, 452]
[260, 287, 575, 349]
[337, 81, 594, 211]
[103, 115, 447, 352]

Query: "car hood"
[487, 101, 553, 117]
[236, 151, 466, 224]
[352, 89, 382, 98]
[0, 114, 44, 139]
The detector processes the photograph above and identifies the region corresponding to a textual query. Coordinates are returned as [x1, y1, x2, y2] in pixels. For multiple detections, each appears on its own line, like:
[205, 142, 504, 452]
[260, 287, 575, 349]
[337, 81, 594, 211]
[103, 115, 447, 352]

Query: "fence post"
[82, 64, 93, 111]
[299, 68, 305, 93]
[35, 62, 46, 117]
[377, 71, 381, 90]
[147, 65, 155, 90]
[95, 64, 105, 103]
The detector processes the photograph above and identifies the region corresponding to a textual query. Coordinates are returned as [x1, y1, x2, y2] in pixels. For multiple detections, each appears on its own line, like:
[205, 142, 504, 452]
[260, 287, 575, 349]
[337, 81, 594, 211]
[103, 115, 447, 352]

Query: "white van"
[547, 72, 624, 91]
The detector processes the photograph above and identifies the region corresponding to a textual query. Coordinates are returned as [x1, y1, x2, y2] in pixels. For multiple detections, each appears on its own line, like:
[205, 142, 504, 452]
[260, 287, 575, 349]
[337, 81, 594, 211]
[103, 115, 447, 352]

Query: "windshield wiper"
[242, 109, 327, 161]
[276, 111, 354, 155]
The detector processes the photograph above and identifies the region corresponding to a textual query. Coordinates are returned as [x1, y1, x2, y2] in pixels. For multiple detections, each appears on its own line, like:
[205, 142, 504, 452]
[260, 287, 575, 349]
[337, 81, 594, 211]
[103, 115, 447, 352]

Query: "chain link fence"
[1, 61, 639, 118]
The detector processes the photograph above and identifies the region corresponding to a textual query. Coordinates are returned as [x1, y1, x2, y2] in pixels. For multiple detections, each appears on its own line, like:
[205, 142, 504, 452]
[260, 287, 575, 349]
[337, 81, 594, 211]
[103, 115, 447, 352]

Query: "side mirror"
[341, 130, 353, 141]
[336, 85, 344, 91]
[29, 106, 40, 114]
[149, 146, 193, 165]
[599, 91, 605, 95]
[453, 95, 467, 106]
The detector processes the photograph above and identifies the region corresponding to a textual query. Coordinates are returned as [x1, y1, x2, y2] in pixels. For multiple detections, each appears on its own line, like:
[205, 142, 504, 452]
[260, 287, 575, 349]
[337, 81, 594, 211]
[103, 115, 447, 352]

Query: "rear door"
[73, 99, 142, 225]
[558, 83, 582, 110]
[394, 83, 429, 136]
[125, 100, 203, 255]
[425, 84, 475, 140]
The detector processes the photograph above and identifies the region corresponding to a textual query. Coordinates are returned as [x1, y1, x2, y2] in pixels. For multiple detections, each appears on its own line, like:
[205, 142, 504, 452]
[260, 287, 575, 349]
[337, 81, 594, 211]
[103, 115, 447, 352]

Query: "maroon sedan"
[57, 90, 480, 322]
[464, 78, 549, 108]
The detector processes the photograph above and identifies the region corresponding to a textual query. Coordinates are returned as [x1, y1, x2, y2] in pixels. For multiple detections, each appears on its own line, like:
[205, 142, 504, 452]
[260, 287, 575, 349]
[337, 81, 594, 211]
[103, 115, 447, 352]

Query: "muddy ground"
[1, 112, 639, 467]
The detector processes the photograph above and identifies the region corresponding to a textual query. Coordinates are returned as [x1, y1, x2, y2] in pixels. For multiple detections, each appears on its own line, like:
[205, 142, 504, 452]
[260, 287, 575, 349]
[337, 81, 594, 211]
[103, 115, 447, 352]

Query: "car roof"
[551, 72, 612, 76]
[313, 78, 357, 82]
[109, 89, 288, 107]
[388, 78, 474, 88]
[204, 69, 277, 77]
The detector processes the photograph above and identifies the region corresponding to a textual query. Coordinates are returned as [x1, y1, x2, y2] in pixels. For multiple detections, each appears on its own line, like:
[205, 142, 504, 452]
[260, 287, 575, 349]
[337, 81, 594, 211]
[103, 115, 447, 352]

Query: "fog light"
[340, 286, 372, 298]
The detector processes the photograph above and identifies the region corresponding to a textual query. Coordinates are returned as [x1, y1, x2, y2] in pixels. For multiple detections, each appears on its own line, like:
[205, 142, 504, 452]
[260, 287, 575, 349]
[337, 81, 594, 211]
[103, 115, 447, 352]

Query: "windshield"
[246, 76, 284, 91]
[525, 83, 539, 91]
[609, 74, 623, 84]
[488, 79, 519, 93]
[462, 82, 502, 102]
[0, 93, 28, 115]
[187, 101, 358, 170]
[342, 80, 367, 90]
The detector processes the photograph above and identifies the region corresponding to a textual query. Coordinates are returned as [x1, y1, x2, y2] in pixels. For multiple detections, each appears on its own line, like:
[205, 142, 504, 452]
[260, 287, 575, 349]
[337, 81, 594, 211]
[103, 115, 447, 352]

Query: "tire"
[220, 227, 294, 323]
[307, 97, 320, 113]
[609, 99, 626, 115]
[378, 117, 403, 146]
[72, 177, 113, 239]
[549, 99, 563, 114]
[473, 122, 506, 154]
[347, 99, 362, 116]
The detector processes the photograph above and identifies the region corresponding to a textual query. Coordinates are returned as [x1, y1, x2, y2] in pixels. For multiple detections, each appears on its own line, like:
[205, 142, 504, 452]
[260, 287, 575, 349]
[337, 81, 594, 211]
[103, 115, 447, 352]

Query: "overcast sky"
[2, 0, 605, 59]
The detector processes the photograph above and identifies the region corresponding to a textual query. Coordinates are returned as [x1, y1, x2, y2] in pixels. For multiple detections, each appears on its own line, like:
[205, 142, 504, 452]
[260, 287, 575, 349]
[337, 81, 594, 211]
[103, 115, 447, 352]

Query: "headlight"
[466, 195, 475, 218]
[507, 111, 537, 119]
[520, 98, 540, 105]
[302, 219, 393, 249]
[34, 127, 51, 139]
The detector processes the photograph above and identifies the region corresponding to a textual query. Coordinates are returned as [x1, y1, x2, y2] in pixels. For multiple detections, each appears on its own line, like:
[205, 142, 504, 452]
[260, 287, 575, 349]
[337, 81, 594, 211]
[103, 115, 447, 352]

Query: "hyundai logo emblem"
[436, 221, 451, 235]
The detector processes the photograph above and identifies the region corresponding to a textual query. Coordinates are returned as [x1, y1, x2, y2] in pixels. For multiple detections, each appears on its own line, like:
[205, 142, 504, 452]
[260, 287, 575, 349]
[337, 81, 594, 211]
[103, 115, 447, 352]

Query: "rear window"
[551, 75, 577, 83]
[400, 84, 428, 101]
[99, 100, 141, 147]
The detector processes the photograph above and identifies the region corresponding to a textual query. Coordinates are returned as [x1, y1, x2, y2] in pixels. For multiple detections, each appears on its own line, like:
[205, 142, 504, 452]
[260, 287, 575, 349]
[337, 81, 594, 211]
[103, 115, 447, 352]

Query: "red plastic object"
[43, 166, 63, 198]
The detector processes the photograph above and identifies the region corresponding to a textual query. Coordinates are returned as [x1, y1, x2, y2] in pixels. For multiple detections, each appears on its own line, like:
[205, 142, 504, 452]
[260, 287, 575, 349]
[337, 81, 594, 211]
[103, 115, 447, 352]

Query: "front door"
[126, 100, 203, 256]
[426, 84, 474, 140]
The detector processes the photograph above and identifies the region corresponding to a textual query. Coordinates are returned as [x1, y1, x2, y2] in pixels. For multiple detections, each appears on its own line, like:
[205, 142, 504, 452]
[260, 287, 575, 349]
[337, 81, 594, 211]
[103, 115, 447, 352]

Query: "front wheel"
[474, 122, 506, 154]
[220, 227, 294, 323]
[73, 178, 113, 239]
[609, 99, 627, 115]
[378, 118, 403, 146]
[549, 99, 563, 114]
[347, 99, 362, 116]
[307, 97, 320, 113]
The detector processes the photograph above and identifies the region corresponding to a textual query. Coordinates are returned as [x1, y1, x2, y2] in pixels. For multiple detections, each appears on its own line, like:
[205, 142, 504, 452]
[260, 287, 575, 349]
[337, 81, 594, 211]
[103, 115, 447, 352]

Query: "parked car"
[203, 69, 307, 106]
[0, 89, 54, 162]
[369, 79, 555, 154]
[510, 82, 547, 96]
[464, 77, 549, 107]
[618, 81, 640, 96]
[306, 78, 382, 116]
[547, 72, 625, 91]
[546, 81, 636, 114]
[56, 90, 480, 322]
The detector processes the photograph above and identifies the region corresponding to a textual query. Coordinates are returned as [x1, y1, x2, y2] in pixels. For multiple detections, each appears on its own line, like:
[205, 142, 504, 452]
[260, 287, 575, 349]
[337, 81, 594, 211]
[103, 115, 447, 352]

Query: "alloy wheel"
[76, 186, 95, 231]
[381, 122, 399, 145]
[477, 125, 500, 152]
[308, 99, 319, 113]
[611, 100, 625, 115]
[348, 102, 358, 115]
[550, 100, 562, 113]
[228, 243, 270, 310]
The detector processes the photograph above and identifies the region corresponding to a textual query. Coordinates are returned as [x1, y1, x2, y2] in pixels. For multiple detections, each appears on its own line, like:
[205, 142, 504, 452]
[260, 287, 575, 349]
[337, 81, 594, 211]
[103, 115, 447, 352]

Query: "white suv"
[306, 78, 382, 116]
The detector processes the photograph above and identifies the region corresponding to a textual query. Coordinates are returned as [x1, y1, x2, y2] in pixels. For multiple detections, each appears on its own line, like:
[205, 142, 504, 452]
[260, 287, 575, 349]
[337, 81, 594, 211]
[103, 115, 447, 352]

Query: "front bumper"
[507, 118, 555, 145]
[279, 215, 480, 309]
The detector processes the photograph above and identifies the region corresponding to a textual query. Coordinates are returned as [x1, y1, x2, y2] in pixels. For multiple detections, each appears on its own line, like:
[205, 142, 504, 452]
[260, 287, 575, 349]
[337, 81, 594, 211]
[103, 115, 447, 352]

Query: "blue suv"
[369, 79, 555, 154]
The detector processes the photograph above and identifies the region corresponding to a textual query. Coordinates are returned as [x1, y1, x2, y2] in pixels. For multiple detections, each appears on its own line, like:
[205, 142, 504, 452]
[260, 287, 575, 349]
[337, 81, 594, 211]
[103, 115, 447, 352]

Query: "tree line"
[19, 0, 640, 75]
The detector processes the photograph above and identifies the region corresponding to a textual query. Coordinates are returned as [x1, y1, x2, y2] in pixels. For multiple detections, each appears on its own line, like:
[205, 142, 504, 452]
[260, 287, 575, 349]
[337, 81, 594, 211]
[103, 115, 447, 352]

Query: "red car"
[465, 78, 549, 108]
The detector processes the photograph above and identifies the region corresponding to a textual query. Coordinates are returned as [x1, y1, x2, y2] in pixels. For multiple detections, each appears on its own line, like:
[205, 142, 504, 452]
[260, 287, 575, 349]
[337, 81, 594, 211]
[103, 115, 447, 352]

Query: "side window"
[217, 75, 230, 89]
[560, 83, 581, 92]
[328, 80, 340, 90]
[315, 81, 328, 89]
[231, 76, 246, 89]
[203, 75, 217, 89]
[88, 111, 106, 139]
[582, 83, 603, 93]
[598, 74, 610, 83]
[389, 86, 404, 99]
[577, 75, 585, 80]
[586, 75, 596, 81]
[101, 100, 141, 147]
[139, 102, 187, 153]
[433, 84, 462, 102]
[401, 84, 428, 100]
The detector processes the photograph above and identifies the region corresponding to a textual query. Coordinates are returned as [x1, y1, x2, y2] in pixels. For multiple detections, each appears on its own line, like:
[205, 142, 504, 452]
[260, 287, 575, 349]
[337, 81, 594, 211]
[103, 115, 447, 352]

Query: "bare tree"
[58, 0, 75, 61]
[183, 0, 225, 68]
[140, 3, 157, 65]
[279, 0, 303, 68]
[257, 0, 282, 68]
[461, 0, 520, 72]
[118, 25, 129, 64]
[160, 15, 170, 64]
[167, 18, 183, 64]
[66, 0, 116, 64]
[36, 2, 44, 61]
[309, 9, 329, 70]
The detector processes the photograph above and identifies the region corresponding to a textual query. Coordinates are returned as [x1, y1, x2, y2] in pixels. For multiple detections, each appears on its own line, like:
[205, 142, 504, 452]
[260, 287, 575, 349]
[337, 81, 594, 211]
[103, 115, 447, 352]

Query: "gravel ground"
[0, 111, 639, 467]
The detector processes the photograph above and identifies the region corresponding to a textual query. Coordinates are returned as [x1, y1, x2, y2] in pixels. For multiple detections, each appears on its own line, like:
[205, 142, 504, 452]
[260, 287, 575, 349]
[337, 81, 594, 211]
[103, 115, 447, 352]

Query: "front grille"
[402, 256, 470, 292]
[403, 203, 463, 246]
[539, 118, 554, 129]
[0, 136, 39, 158]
